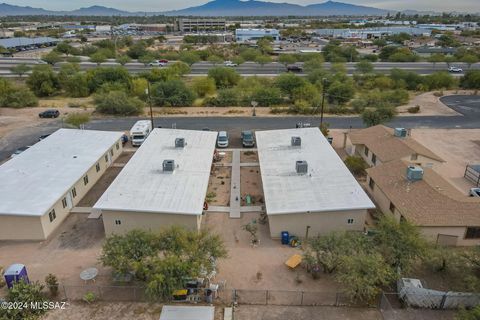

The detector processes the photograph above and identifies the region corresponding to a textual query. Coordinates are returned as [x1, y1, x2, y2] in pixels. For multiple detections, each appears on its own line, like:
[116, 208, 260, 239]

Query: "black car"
[39, 109, 60, 118]
[287, 65, 303, 73]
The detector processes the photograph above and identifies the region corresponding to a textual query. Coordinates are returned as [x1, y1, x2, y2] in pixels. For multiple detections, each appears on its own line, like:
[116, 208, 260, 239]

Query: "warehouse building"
[256, 128, 375, 239]
[235, 29, 280, 43]
[0, 129, 124, 240]
[94, 128, 217, 236]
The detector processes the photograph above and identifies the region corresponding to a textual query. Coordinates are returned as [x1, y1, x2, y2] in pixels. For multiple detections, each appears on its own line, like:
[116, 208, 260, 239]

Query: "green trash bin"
[246, 195, 252, 205]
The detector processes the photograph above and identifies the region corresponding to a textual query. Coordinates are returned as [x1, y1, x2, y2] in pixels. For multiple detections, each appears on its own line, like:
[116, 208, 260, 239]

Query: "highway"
[0, 57, 478, 77]
[1, 95, 479, 162]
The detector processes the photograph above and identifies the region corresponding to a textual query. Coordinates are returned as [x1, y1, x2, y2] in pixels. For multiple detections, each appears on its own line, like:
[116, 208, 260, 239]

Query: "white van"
[130, 120, 152, 146]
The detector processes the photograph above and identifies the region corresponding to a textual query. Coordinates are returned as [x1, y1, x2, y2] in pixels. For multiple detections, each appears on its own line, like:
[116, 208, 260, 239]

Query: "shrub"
[45, 273, 59, 297]
[86, 67, 131, 93]
[408, 105, 420, 114]
[63, 73, 89, 97]
[0, 86, 38, 108]
[26, 65, 60, 97]
[95, 91, 144, 115]
[327, 80, 355, 105]
[65, 113, 91, 128]
[250, 87, 283, 107]
[83, 292, 96, 304]
[191, 77, 216, 97]
[0, 280, 47, 319]
[208, 67, 240, 88]
[344, 156, 368, 175]
[275, 73, 306, 98]
[460, 70, 480, 89]
[361, 106, 396, 127]
[151, 80, 196, 107]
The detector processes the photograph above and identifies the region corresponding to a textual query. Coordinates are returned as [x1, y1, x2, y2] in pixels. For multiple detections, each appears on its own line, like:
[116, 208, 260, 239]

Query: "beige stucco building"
[0, 129, 123, 240]
[256, 128, 375, 239]
[94, 128, 217, 236]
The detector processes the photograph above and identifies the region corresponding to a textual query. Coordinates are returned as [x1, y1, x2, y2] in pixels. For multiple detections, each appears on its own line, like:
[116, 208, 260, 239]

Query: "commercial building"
[366, 160, 480, 246]
[175, 18, 226, 33]
[346, 125, 444, 167]
[94, 129, 217, 236]
[314, 27, 431, 39]
[0, 129, 124, 240]
[256, 128, 375, 239]
[235, 29, 280, 43]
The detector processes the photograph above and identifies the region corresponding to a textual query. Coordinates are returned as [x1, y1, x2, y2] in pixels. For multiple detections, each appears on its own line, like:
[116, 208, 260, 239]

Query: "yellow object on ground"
[285, 254, 302, 269]
[172, 289, 188, 296]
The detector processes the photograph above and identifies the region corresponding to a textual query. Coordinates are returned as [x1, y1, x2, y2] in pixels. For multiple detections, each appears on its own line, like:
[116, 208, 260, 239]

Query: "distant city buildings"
[175, 18, 226, 33]
[235, 28, 280, 43]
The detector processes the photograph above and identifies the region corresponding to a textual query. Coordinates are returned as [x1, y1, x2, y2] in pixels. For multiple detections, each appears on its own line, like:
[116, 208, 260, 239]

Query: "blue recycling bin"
[281, 231, 290, 245]
[4, 263, 29, 289]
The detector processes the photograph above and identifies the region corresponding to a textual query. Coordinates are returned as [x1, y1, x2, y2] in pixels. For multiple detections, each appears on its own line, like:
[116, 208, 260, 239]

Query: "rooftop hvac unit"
[175, 138, 185, 148]
[296, 160, 308, 174]
[394, 128, 407, 138]
[163, 160, 175, 172]
[291, 136, 301, 147]
[406, 165, 423, 181]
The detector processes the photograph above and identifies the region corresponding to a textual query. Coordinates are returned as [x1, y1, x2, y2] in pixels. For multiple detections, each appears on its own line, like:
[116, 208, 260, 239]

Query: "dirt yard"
[203, 212, 340, 293]
[216, 150, 232, 164]
[207, 167, 232, 206]
[77, 167, 123, 207]
[240, 151, 258, 163]
[411, 128, 480, 193]
[0, 214, 107, 286]
[240, 167, 263, 206]
[113, 151, 134, 164]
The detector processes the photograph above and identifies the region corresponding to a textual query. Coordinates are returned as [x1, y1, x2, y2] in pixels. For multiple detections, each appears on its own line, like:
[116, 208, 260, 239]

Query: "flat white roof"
[256, 128, 375, 215]
[160, 306, 214, 320]
[0, 129, 123, 217]
[94, 128, 217, 215]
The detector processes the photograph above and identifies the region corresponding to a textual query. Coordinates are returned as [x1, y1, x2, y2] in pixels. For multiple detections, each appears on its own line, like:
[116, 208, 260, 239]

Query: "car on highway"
[224, 61, 238, 67]
[241, 130, 255, 148]
[287, 65, 303, 72]
[470, 188, 480, 197]
[10, 146, 30, 158]
[38, 109, 60, 118]
[448, 66, 463, 73]
[149, 60, 168, 67]
[217, 131, 229, 148]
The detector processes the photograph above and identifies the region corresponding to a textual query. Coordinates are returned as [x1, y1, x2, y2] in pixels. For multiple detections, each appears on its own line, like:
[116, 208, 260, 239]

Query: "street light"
[251, 100, 258, 117]
[145, 82, 154, 128]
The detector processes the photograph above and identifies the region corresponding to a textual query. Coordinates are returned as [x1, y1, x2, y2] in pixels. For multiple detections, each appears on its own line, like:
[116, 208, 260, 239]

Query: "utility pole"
[320, 78, 327, 130]
[146, 82, 154, 128]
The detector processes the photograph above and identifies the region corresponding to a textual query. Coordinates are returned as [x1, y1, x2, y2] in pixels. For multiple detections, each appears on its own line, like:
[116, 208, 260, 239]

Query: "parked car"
[470, 188, 480, 197]
[10, 146, 30, 158]
[38, 134, 51, 141]
[224, 61, 238, 67]
[217, 131, 229, 148]
[38, 109, 60, 118]
[287, 65, 303, 72]
[241, 130, 255, 147]
[448, 66, 463, 73]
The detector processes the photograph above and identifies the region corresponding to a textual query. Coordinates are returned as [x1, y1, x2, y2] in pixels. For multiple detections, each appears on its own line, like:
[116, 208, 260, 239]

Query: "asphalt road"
[0, 58, 478, 77]
[1, 95, 479, 162]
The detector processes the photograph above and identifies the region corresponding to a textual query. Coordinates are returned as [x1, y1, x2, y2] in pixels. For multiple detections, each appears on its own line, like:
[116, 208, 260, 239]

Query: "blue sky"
[4, 0, 480, 12]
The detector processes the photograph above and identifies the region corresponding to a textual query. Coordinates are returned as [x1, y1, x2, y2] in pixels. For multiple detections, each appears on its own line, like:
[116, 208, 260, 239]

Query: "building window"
[369, 178, 375, 190]
[104, 154, 108, 163]
[465, 227, 480, 239]
[96, 163, 100, 172]
[389, 202, 396, 213]
[115, 220, 122, 225]
[347, 218, 354, 224]
[83, 175, 89, 185]
[110, 149, 114, 156]
[364, 146, 369, 156]
[72, 187, 77, 198]
[62, 198, 67, 208]
[49, 209, 56, 222]
[116, 143, 119, 150]
[371, 153, 377, 165]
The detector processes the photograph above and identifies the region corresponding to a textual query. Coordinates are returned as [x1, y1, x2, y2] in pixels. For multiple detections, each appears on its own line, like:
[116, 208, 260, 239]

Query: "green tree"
[207, 55, 223, 65]
[55, 41, 75, 56]
[240, 48, 260, 62]
[355, 60, 374, 74]
[274, 73, 306, 98]
[138, 54, 156, 66]
[131, 77, 149, 98]
[168, 62, 191, 76]
[191, 77, 216, 97]
[178, 51, 200, 66]
[41, 51, 62, 65]
[90, 52, 107, 65]
[86, 67, 131, 93]
[327, 80, 355, 105]
[151, 80, 196, 107]
[64, 112, 91, 128]
[257, 37, 273, 55]
[9, 63, 31, 78]
[303, 56, 324, 72]
[26, 65, 60, 97]
[127, 41, 147, 59]
[462, 54, 479, 69]
[250, 87, 283, 106]
[344, 156, 368, 175]
[94, 91, 144, 115]
[428, 53, 445, 70]
[63, 73, 89, 97]
[361, 106, 396, 127]
[208, 67, 240, 88]
[424, 71, 455, 90]
[0, 280, 48, 320]
[337, 253, 395, 304]
[116, 55, 132, 66]
[255, 55, 272, 67]
[278, 54, 296, 67]
[66, 56, 81, 64]
[460, 70, 480, 89]
[0, 86, 38, 108]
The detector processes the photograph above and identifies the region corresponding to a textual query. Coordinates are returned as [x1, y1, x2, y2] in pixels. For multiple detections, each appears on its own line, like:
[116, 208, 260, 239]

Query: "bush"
[45, 273, 59, 297]
[344, 156, 368, 175]
[65, 113, 91, 128]
[275, 73, 306, 98]
[86, 67, 131, 93]
[0, 86, 38, 108]
[26, 65, 60, 97]
[83, 292, 96, 304]
[361, 106, 396, 127]
[250, 87, 283, 107]
[327, 80, 355, 105]
[0, 280, 47, 320]
[460, 70, 480, 89]
[63, 73, 89, 97]
[424, 71, 455, 90]
[95, 91, 144, 115]
[288, 100, 312, 114]
[408, 105, 420, 113]
[206, 88, 240, 107]
[208, 67, 240, 88]
[191, 77, 216, 97]
[151, 80, 196, 107]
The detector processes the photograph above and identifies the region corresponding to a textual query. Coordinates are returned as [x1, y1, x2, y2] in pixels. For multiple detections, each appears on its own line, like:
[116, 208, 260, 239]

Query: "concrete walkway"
[111, 163, 126, 168]
[240, 162, 259, 167]
[240, 206, 263, 212]
[229, 149, 241, 218]
[71, 206, 92, 214]
[207, 206, 230, 213]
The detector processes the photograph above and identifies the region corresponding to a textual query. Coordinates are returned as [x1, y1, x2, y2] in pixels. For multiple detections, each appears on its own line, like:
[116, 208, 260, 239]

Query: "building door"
[106, 152, 112, 166]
